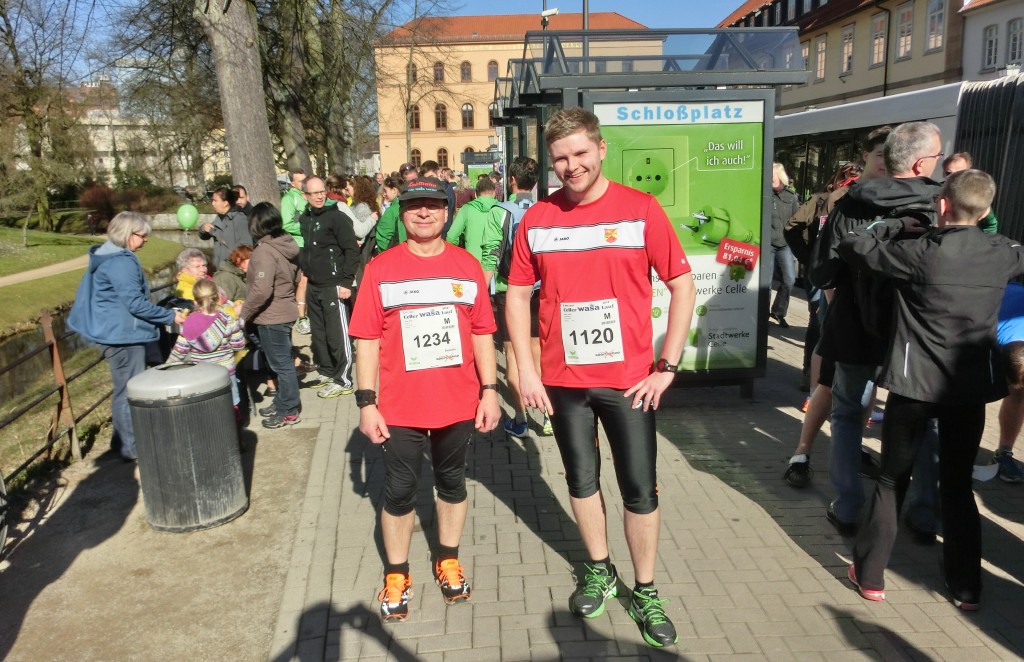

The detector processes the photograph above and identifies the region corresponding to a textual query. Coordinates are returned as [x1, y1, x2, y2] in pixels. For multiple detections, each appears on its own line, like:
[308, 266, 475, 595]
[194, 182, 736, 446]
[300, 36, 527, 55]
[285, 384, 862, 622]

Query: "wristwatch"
[654, 358, 679, 373]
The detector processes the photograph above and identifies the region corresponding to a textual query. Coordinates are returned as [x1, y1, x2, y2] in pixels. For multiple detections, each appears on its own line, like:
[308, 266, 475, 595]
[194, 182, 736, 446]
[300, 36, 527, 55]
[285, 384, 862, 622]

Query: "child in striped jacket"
[169, 278, 246, 406]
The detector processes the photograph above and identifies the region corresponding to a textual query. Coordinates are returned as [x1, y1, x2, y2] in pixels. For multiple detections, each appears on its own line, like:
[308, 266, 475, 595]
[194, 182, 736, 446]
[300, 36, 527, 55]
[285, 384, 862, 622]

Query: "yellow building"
[374, 12, 646, 175]
[720, 0, 963, 114]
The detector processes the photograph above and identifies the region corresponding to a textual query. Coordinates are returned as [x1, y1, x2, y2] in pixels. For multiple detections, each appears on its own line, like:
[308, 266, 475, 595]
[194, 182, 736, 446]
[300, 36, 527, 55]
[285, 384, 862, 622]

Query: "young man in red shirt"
[505, 107, 696, 648]
[349, 176, 501, 622]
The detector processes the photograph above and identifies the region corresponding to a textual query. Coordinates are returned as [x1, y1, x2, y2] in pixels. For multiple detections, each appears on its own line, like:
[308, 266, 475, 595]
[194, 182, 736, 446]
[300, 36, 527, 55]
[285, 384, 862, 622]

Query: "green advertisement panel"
[591, 94, 768, 372]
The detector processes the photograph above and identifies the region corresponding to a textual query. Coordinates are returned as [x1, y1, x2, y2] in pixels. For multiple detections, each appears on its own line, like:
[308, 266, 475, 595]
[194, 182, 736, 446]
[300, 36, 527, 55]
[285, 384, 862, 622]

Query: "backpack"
[496, 198, 533, 280]
[784, 193, 829, 265]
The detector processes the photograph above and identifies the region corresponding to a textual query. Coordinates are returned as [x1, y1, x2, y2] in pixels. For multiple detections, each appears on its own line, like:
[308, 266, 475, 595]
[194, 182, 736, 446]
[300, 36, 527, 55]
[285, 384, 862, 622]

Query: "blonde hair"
[192, 278, 220, 315]
[772, 162, 790, 187]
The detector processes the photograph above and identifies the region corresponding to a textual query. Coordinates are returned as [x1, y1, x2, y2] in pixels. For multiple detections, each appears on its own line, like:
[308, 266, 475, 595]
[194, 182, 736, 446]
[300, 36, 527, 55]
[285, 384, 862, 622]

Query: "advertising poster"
[595, 100, 765, 371]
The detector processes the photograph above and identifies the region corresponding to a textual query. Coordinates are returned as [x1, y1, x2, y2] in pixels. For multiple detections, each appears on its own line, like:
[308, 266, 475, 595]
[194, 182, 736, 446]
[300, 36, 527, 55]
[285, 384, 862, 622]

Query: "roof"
[961, 0, 1002, 13]
[718, 1, 772, 27]
[381, 12, 648, 45]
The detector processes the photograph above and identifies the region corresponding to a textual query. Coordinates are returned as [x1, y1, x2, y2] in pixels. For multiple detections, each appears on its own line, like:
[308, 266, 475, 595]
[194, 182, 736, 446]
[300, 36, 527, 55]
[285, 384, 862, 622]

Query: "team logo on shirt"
[452, 283, 464, 298]
[604, 229, 618, 243]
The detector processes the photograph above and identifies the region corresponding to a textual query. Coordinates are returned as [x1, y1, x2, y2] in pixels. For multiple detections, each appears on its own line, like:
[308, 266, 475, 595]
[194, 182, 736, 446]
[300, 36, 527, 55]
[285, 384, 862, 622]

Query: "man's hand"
[173, 309, 189, 325]
[337, 286, 352, 300]
[518, 369, 553, 416]
[475, 390, 501, 432]
[359, 406, 391, 444]
[202, 222, 213, 233]
[623, 371, 676, 412]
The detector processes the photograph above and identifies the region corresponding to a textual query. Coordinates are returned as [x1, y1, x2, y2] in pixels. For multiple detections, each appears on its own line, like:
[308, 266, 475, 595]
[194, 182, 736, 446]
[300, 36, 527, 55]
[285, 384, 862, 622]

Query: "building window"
[814, 35, 826, 81]
[461, 103, 474, 129]
[488, 102, 497, 128]
[841, 24, 854, 74]
[460, 61, 472, 82]
[803, 0, 811, 13]
[407, 63, 417, 83]
[464, 146, 475, 154]
[789, 0, 797, 18]
[487, 60, 498, 81]
[1009, 19, 1023, 65]
[871, 13, 888, 66]
[410, 104, 420, 130]
[801, 41, 809, 70]
[435, 103, 448, 129]
[411, 149, 421, 168]
[897, 3, 913, 60]
[926, 0, 944, 52]
[774, 2, 783, 25]
[437, 148, 448, 168]
[433, 62, 444, 82]
[983, 24, 999, 69]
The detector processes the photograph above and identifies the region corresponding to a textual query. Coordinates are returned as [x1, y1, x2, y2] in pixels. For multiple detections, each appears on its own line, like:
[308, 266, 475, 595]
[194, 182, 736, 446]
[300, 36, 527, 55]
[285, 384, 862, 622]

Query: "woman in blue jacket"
[69, 212, 187, 461]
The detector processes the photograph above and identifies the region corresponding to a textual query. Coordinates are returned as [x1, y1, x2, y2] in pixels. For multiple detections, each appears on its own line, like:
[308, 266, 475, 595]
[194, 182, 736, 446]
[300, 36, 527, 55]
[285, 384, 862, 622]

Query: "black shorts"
[492, 290, 540, 344]
[546, 386, 659, 515]
[381, 420, 475, 516]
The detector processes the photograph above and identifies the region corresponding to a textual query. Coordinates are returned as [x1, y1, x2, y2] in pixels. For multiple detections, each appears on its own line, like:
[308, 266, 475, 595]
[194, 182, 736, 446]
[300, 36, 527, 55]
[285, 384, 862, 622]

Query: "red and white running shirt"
[350, 243, 496, 428]
[507, 181, 690, 389]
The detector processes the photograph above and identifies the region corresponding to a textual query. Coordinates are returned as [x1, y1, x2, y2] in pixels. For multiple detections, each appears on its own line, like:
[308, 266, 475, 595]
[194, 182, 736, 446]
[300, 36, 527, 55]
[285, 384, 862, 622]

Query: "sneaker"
[569, 563, 618, 618]
[261, 413, 300, 429]
[503, 417, 529, 438]
[826, 504, 859, 536]
[847, 564, 885, 601]
[991, 448, 1024, 484]
[953, 598, 980, 612]
[904, 518, 937, 546]
[801, 396, 811, 413]
[770, 313, 790, 328]
[541, 415, 553, 436]
[295, 316, 311, 335]
[784, 456, 812, 488]
[377, 572, 412, 621]
[317, 382, 353, 399]
[257, 404, 278, 418]
[629, 586, 679, 648]
[304, 374, 333, 389]
[434, 558, 472, 604]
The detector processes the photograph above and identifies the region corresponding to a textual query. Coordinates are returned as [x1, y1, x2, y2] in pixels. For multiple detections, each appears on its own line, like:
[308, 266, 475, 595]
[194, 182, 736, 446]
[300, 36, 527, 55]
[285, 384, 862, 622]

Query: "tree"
[192, 0, 279, 207]
[0, 0, 97, 231]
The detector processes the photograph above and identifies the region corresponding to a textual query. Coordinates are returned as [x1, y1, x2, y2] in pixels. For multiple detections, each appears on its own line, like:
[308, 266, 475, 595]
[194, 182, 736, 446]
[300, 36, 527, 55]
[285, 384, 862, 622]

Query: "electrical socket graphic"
[622, 148, 674, 207]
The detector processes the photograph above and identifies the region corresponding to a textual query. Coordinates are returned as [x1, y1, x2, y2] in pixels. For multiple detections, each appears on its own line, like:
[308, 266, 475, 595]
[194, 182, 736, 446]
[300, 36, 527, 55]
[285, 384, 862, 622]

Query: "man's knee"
[623, 492, 658, 515]
[435, 479, 468, 505]
[383, 479, 418, 516]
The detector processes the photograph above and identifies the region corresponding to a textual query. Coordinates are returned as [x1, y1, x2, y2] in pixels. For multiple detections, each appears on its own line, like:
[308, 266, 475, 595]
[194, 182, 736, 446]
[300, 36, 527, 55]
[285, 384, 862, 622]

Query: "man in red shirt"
[350, 176, 501, 622]
[505, 107, 696, 648]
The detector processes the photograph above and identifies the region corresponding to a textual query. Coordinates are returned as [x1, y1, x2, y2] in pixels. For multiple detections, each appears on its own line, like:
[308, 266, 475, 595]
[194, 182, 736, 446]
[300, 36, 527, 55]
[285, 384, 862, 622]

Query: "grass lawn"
[0, 227, 102, 277]
[0, 232, 183, 338]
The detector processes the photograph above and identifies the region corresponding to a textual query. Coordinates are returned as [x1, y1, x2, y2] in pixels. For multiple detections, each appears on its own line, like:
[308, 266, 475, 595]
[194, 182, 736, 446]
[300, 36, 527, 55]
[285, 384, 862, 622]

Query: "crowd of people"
[65, 107, 1024, 649]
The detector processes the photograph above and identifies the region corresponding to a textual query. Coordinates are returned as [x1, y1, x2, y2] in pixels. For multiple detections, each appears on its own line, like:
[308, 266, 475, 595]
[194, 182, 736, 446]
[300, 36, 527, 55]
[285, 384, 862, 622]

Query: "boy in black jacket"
[838, 169, 1024, 610]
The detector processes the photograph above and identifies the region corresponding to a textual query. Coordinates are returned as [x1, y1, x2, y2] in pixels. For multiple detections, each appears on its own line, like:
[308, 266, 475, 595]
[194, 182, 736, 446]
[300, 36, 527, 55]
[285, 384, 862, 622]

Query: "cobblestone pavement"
[265, 299, 1024, 662]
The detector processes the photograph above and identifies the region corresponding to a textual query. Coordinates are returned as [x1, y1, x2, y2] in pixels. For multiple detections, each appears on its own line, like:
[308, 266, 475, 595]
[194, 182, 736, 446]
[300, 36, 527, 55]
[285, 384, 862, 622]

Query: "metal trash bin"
[127, 362, 248, 532]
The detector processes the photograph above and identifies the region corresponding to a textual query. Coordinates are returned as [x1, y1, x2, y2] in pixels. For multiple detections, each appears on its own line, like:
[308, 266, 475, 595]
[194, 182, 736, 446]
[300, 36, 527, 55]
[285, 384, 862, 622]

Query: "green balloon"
[177, 204, 199, 230]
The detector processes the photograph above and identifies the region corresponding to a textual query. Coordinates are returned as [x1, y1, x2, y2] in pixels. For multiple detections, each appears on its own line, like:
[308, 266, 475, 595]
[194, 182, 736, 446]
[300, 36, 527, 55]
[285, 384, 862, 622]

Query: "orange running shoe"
[377, 572, 412, 621]
[434, 558, 472, 604]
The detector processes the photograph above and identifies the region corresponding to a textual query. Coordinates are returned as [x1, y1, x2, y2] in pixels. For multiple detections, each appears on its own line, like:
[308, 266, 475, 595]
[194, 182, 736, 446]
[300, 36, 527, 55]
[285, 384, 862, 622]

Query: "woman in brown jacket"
[241, 203, 302, 429]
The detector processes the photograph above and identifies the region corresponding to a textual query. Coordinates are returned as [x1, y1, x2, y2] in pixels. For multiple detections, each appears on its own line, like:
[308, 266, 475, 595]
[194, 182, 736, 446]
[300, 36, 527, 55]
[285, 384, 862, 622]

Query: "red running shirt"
[507, 181, 690, 389]
[350, 243, 497, 428]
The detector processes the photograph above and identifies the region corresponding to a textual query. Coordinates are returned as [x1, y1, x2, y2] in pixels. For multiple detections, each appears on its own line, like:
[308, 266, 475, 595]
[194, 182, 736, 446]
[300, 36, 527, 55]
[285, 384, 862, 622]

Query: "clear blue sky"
[448, 1, 733, 29]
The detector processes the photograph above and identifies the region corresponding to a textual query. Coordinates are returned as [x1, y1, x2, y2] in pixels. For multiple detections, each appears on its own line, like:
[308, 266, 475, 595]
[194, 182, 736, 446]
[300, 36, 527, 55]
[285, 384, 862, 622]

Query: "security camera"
[541, 8, 559, 18]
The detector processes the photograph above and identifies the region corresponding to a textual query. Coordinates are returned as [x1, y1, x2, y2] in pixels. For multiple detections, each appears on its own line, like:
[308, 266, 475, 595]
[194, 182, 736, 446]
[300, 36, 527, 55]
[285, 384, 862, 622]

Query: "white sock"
[789, 453, 809, 465]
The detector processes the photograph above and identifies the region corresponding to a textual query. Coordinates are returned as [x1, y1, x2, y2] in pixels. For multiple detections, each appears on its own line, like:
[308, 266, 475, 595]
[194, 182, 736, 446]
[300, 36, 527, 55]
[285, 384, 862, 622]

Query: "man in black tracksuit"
[838, 168, 1024, 610]
[298, 176, 360, 398]
[809, 122, 942, 535]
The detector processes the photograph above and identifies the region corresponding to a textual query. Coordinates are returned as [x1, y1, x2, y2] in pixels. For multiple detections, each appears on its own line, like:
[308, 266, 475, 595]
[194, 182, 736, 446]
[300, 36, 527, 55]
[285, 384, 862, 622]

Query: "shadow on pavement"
[269, 601, 418, 662]
[0, 453, 138, 659]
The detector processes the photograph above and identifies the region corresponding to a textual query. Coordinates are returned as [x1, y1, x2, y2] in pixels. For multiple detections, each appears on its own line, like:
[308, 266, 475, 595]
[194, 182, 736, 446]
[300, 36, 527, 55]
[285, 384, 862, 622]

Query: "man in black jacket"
[839, 168, 1024, 610]
[298, 176, 361, 398]
[809, 121, 943, 535]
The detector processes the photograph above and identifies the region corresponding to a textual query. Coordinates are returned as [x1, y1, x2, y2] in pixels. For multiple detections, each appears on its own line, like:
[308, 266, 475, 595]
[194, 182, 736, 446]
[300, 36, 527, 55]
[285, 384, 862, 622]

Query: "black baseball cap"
[398, 177, 448, 202]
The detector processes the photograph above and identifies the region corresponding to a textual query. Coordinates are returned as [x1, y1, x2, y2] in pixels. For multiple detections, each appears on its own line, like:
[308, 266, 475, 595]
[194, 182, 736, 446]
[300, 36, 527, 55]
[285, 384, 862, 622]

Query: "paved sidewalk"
[266, 300, 1024, 661]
